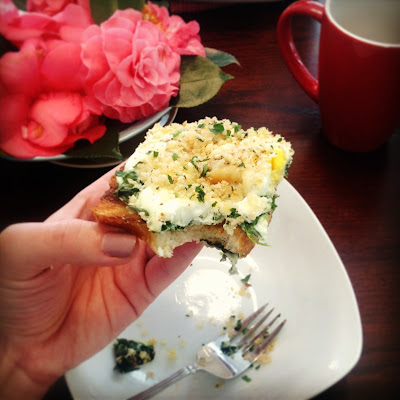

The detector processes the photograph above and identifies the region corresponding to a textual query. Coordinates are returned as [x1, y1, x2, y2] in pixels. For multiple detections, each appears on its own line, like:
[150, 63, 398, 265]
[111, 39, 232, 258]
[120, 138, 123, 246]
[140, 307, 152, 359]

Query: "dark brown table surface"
[1, 1, 399, 399]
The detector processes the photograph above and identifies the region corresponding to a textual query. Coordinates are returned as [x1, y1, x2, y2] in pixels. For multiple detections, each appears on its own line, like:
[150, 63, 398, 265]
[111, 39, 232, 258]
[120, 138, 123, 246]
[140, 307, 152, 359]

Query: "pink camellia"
[81, 8, 181, 123]
[27, 0, 91, 17]
[142, 2, 205, 56]
[0, 39, 105, 159]
[0, 1, 92, 46]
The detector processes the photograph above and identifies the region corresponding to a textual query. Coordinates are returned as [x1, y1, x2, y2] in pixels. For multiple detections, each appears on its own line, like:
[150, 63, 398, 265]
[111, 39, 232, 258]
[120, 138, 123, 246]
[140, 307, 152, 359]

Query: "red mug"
[277, 0, 400, 152]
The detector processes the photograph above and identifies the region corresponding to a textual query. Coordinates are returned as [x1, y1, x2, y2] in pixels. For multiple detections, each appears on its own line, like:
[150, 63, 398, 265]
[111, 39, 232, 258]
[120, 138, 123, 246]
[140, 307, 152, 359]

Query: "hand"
[0, 166, 203, 400]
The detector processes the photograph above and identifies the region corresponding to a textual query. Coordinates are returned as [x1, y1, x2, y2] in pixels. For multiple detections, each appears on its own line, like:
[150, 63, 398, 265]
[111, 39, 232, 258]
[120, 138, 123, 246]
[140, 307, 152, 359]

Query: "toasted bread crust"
[92, 174, 256, 258]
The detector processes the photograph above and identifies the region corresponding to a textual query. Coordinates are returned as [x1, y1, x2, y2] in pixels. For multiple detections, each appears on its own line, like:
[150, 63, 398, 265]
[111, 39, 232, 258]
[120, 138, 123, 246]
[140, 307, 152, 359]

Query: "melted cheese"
[118, 117, 294, 242]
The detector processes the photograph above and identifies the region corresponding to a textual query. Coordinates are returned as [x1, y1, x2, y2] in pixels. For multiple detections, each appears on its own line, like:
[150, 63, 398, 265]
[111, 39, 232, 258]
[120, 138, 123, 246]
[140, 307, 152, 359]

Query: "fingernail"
[102, 233, 136, 258]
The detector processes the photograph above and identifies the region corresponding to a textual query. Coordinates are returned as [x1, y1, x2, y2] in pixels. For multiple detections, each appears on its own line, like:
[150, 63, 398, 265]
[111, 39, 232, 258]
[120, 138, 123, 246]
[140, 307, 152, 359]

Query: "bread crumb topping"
[117, 117, 293, 243]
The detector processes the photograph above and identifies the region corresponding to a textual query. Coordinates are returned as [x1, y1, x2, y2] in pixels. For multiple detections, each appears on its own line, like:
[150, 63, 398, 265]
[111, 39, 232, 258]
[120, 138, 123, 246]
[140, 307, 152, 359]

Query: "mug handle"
[277, 0, 324, 103]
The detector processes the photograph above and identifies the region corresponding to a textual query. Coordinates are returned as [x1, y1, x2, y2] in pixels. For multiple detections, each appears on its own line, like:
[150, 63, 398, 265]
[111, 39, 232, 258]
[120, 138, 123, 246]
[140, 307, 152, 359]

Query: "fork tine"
[230, 303, 268, 340]
[237, 308, 274, 347]
[245, 319, 287, 362]
[242, 313, 281, 353]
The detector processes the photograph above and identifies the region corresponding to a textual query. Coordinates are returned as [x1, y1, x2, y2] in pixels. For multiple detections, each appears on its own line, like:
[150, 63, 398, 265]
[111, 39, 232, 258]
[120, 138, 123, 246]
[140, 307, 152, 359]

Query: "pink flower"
[81, 9, 181, 123]
[0, 1, 92, 46]
[142, 2, 205, 56]
[0, 0, 58, 45]
[0, 39, 105, 159]
[27, 0, 90, 17]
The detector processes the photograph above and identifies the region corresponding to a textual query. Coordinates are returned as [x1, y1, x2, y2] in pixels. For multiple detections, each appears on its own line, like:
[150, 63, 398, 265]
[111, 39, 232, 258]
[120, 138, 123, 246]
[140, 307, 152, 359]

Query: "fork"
[128, 303, 286, 400]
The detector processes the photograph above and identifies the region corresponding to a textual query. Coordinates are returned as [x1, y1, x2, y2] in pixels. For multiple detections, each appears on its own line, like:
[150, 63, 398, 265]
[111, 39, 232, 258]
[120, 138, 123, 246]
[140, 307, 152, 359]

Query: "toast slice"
[92, 173, 258, 258]
[92, 117, 293, 260]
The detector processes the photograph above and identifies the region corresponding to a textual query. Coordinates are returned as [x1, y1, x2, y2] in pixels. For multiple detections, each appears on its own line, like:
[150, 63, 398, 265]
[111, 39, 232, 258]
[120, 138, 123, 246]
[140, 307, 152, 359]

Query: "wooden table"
[1, 1, 399, 399]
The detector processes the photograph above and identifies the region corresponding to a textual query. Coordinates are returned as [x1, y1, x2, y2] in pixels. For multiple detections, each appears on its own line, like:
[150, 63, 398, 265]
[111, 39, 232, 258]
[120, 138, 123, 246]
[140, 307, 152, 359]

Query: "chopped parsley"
[242, 375, 252, 382]
[173, 130, 181, 137]
[153, 151, 158, 157]
[228, 208, 241, 218]
[190, 156, 199, 171]
[220, 341, 237, 356]
[270, 194, 279, 212]
[114, 170, 140, 203]
[161, 221, 184, 231]
[113, 338, 155, 373]
[241, 274, 251, 284]
[167, 175, 174, 184]
[195, 184, 205, 202]
[198, 123, 205, 128]
[172, 153, 179, 161]
[229, 264, 239, 275]
[234, 319, 242, 331]
[234, 124, 242, 133]
[240, 214, 268, 245]
[200, 164, 209, 178]
[209, 123, 224, 135]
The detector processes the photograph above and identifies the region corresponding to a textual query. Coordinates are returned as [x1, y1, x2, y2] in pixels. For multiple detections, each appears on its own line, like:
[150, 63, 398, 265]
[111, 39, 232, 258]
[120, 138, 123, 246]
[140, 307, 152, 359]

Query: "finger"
[145, 241, 204, 297]
[0, 220, 136, 279]
[47, 164, 123, 222]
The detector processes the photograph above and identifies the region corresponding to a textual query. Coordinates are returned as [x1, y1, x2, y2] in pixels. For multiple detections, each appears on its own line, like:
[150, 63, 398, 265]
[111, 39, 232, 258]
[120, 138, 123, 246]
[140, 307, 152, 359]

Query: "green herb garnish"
[168, 175, 174, 184]
[172, 153, 179, 161]
[209, 123, 224, 135]
[161, 221, 185, 231]
[173, 130, 181, 137]
[190, 156, 199, 171]
[195, 184, 205, 202]
[113, 338, 155, 374]
[220, 341, 237, 356]
[270, 194, 279, 211]
[114, 170, 140, 202]
[153, 151, 158, 157]
[241, 274, 251, 284]
[200, 164, 209, 178]
[234, 319, 242, 331]
[228, 208, 241, 218]
[240, 214, 268, 245]
[242, 375, 251, 382]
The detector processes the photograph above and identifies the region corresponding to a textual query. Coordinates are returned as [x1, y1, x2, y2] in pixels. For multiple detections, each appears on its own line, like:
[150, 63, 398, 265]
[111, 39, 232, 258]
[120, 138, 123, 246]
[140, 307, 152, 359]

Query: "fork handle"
[127, 363, 199, 400]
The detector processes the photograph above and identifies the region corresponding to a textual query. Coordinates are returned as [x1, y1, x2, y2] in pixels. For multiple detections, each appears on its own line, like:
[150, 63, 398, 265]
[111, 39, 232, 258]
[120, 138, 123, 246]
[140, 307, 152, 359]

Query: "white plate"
[65, 179, 362, 400]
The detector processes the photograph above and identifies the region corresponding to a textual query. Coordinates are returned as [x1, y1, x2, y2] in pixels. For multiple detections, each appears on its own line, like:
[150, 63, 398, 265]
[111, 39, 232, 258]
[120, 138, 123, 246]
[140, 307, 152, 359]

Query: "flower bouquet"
[0, 0, 238, 161]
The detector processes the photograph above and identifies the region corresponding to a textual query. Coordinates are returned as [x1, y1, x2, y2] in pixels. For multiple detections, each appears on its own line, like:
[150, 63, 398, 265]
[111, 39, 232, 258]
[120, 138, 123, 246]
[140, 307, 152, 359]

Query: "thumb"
[0, 220, 136, 278]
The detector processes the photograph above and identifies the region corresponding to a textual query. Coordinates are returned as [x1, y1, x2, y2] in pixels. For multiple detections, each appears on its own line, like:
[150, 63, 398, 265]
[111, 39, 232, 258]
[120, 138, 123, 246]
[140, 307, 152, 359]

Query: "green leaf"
[64, 120, 124, 160]
[172, 56, 234, 108]
[209, 122, 224, 135]
[90, 0, 145, 24]
[205, 47, 240, 67]
[118, 0, 145, 11]
[13, 0, 27, 10]
[89, 0, 116, 24]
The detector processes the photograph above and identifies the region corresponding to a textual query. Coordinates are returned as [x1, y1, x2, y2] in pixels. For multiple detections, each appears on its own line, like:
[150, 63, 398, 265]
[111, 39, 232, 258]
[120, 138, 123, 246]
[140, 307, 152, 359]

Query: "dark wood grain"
[1, 1, 399, 399]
